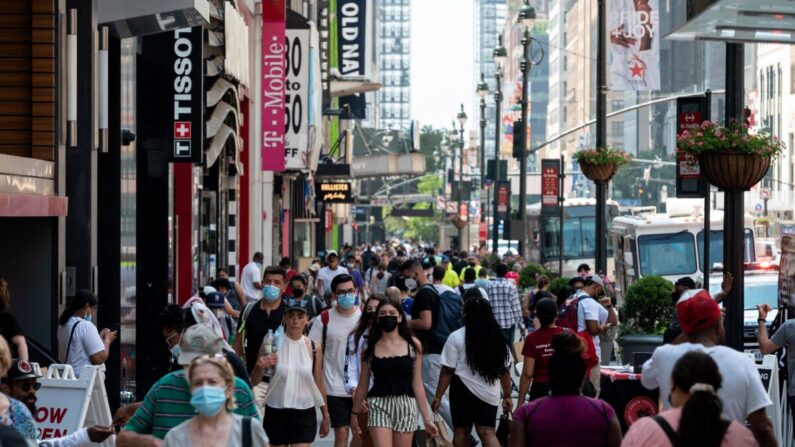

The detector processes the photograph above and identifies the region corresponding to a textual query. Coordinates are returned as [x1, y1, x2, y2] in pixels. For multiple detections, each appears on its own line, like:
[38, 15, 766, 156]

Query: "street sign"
[755, 203, 763, 212]
[496, 181, 510, 219]
[541, 159, 560, 216]
[760, 187, 772, 201]
[676, 95, 709, 198]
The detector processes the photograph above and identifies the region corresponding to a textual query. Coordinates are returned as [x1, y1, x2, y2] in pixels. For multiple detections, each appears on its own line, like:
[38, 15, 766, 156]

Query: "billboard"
[285, 24, 311, 170]
[337, 0, 372, 119]
[608, 0, 660, 91]
[262, 0, 286, 171]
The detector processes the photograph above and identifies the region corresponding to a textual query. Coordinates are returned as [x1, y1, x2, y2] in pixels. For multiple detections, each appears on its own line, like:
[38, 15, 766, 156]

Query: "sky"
[410, 0, 475, 131]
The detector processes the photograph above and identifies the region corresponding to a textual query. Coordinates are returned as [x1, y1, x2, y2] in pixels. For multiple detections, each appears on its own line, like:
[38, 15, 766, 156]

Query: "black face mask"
[364, 311, 376, 322]
[293, 288, 305, 299]
[378, 316, 399, 333]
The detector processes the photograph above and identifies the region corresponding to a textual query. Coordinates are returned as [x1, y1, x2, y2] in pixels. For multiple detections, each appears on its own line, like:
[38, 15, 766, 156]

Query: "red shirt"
[521, 326, 565, 383]
[505, 271, 519, 286]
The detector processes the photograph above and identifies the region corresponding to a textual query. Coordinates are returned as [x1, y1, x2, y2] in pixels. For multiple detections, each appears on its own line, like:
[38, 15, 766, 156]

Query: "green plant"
[620, 275, 675, 335]
[574, 147, 631, 167]
[480, 253, 500, 272]
[519, 263, 549, 289]
[548, 277, 569, 298]
[677, 120, 784, 159]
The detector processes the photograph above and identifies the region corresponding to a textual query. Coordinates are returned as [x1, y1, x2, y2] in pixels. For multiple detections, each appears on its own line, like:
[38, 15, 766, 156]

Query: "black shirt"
[411, 284, 442, 354]
[0, 312, 23, 358]
[453, 260, 469, 275]
[237, 301, 287, 374]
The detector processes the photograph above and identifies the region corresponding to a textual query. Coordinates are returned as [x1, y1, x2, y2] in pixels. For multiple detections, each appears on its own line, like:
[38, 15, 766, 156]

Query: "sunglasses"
[13, 381, 41, 392]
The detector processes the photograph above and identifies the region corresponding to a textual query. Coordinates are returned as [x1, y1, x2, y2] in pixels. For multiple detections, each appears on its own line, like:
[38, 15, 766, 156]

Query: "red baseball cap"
[677, 290, 720, 334]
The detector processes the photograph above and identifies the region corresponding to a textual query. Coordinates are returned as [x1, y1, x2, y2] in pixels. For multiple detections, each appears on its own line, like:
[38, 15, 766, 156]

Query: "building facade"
[378, 0, 411, 130]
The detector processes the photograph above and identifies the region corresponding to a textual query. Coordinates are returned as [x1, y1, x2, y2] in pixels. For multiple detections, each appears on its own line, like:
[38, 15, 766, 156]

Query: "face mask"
[263, 285, 281, 303]
[378, 315, 399, 333]
[404, 278, 418, 290]
[84, 312, 92, 323]
[255, 262, 263, 269]
[169, 344, 182, 360]
[190, 385, 227, 416]
[364, 311, 376, 322]
[292, 288, 305, 299]
[337, 293, 356, 310]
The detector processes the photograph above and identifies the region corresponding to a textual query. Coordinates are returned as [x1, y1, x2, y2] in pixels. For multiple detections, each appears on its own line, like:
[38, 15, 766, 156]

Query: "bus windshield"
[697, 230, 756, 267]
[536, 204, 618, 262]
[638, 232, 697, 276]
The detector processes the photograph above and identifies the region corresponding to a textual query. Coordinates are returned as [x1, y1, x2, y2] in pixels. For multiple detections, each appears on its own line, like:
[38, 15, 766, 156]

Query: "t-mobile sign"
[262, 0, 286, 172]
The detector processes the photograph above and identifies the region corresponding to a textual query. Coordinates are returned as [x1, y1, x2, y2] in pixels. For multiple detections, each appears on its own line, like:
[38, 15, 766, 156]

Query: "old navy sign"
[337, 0, 370, 119]
[262, 0, 287, 171]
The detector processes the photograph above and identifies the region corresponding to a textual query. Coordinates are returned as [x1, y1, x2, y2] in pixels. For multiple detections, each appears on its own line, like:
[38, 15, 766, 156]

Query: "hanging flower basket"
[574, 147, 631, 183]
[677, 120, 783, 191]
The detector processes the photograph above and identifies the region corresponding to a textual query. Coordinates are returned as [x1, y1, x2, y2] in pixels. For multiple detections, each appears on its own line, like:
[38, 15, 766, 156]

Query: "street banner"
[285, 20, 311, 170]
[675, 95, 708, 198]
[337, 0, 372, 119]
[541, 159, 560, 217]
[262, 0, 286, 171]
[317, 0, 331, 110]
[496, 181, 510, 220]
[608, 0, 660, 91]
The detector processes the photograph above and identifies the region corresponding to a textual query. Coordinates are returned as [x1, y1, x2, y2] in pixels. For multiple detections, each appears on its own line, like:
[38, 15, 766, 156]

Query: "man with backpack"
[402, 259, 460, 436]
[486, 264, 526, 348]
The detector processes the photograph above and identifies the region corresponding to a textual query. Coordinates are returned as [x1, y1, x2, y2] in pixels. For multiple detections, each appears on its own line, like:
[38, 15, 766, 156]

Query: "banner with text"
[608, 0, 660, 91]
[262, 0, 286, 171]
[285, 23, 311, 170]
[337, 0, 372, 119]
[541, 159, 561, 216]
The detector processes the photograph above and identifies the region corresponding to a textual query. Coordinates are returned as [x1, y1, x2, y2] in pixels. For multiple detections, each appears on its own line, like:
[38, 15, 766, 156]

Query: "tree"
[611, 148, 675, 209]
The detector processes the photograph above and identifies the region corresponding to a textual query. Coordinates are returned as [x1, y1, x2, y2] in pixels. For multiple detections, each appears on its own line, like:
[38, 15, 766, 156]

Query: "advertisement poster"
[337, 0, 372, 119]
[262, 0, 286, 171]
[285, 27, 310, 170]
[608, 0, 660, 91]
[541, 159, 560, 216]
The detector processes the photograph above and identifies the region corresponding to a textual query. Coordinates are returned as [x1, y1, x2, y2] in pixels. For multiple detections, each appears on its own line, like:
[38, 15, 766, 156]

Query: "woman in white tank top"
[259, 301, 330, 446]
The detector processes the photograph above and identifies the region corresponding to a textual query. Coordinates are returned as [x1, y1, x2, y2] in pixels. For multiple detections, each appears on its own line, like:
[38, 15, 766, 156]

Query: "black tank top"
[368, 342, 415, 398]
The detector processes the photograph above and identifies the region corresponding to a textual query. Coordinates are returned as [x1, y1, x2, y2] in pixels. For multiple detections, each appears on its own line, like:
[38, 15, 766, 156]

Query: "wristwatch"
[757, 318, 767, 324]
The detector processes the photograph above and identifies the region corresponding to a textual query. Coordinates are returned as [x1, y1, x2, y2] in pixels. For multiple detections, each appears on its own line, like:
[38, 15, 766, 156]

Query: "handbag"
[425, 413, 453, 447]
[496, 413, 511, 447]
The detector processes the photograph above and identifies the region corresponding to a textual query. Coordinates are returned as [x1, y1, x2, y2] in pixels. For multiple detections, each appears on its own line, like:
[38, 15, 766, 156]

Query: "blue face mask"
[169, 344, 182, 360]
[190, 385, 227, 416]
[263, 285, 281, 303]
[84, 313, 92, 323]
[337, 293, 356, 310]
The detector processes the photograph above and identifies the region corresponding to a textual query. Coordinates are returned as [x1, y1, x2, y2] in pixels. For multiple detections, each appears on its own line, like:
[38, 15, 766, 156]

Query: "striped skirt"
[367, 394, 418, 433]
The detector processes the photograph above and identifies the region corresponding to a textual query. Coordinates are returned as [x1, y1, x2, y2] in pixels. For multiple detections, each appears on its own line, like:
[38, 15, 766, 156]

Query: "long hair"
[0, 278, 8, 312]
[58, 289, 98, 326]
[673, 351, 724, 447]
[548, 332, 586, 395]
[364, 298, 417, 361]
[352, 294, 385, 347]
[462, 297, 509, 385]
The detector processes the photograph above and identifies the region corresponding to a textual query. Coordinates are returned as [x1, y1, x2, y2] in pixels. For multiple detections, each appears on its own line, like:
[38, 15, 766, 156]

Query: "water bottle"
[263, 329, 274, 378]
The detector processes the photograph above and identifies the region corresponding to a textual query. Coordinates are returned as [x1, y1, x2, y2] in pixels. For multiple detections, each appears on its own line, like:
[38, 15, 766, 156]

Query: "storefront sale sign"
[608, 0, 660, 91]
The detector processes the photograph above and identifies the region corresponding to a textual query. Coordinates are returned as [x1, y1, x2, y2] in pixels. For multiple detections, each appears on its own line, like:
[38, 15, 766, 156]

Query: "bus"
[610, 200, 756, 303]
[527, 198, 620, 277]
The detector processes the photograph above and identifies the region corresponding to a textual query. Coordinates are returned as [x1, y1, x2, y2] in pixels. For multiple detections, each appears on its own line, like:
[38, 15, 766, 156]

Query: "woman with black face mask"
[345, 294, 385, 447]
[350, 298, 438, 446]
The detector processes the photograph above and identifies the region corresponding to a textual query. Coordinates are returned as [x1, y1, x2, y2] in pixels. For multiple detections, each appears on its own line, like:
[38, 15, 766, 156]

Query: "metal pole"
[559, 155, 565, 277]
[459, 123, 466, 249]
[492, 67, 503, 254]
[723, 42, 745, 352]
[703, 89, 712, 291]
[519, 29, 530, 258]
[595, 0, 608, 274]
[480, 97, 487, 251]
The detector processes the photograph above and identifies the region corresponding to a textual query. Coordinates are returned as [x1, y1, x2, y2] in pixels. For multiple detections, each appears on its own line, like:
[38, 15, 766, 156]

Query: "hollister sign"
[317, 182, 353, 203]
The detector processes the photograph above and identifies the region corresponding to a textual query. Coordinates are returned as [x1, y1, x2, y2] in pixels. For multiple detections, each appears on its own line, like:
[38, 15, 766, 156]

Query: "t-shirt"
[57, 317, 106, 378]
[317, 266, 349, 297]
[433, 284, 457, 296]
[125, 370, 259, 439]
[308, 307, 361, 397]
[411, 284, 442, 354]
[521, 326, 566, 383]
[0, 312, 23, 358]
[440, 328, 509, 405]
[771, 319, 795, 396]
[163, 413, 269, 447]
[576, 293, 608, 362]
[621, 407, 757, 447]
[240, 261, 263, 301]
[514, 396, 616, 446]
[237, 302, 287, 374]
[641, 342, 772, 422]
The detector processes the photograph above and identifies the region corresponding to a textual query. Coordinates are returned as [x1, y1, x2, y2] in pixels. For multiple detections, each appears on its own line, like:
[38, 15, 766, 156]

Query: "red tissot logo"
[174, 121, 192, 139]
[624, 396, 657, 426]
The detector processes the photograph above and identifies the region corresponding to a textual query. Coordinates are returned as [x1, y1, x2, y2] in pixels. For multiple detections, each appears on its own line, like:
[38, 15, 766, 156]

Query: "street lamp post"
[492, 34, 507, 254]
[595, 0, 608, 274]
[449, 127, 461, 248]
[476, 75, 489, 250]
[517, 0, 537, 258]
[457, 105, 468, 251]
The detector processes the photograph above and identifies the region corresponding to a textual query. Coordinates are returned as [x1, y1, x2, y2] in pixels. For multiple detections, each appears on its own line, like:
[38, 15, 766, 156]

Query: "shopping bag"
[425, 413, 453, 447]
[496, 413, 511, 447]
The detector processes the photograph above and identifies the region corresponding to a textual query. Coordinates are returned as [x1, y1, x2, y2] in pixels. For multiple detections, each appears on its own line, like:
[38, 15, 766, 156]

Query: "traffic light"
[636, 182, 645, 198]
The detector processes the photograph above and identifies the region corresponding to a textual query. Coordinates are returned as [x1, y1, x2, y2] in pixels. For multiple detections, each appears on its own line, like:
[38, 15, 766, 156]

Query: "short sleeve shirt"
[521, 326, 566, 383]
[576, 293, 608, 362]
[317, 266, 349, 297]
[308, 308, 361, 397]
[440, 328, 508, 405]
[411, 285, 441, 354]
[164, 414, 269, 447]
[771, 319, 795, 396]
[621, 408, 757, 447]
[57, 317, 106, 377]
[240, 262, 263, 301]
[514, 396, 615, 446]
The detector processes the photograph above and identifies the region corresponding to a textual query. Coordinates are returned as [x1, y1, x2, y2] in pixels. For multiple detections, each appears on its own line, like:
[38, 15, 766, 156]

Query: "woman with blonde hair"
[0, 335, 37, 441]
[164, 355, 269, 446]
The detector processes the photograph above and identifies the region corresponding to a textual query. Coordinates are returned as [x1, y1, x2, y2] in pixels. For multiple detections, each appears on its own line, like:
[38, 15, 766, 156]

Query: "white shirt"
[264, 335, 324, 410]
[241, 261, 263, 301]
[433, 284, 457, 296]
[57, 317, 105, 378]
[317, 266, 349, 296]
[309, 307, 361, 397]
[345, 330, 373, 394]
[576, 293, 608, 362]
[440, 328, 509, 405]
[641, 342, 772, 422]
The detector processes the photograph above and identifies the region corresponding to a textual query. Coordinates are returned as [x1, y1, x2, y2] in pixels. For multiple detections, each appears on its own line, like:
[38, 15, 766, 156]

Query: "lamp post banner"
[262, 0, 287, 171]
[285, 28, 311, 170]
[337, 0, 372, 119]
[608, 0, 660, 91]
[541, 159, 560, 216]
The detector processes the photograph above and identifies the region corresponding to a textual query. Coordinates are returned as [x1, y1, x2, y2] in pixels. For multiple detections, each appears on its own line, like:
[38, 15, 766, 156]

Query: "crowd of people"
[0, 240, 785, 446]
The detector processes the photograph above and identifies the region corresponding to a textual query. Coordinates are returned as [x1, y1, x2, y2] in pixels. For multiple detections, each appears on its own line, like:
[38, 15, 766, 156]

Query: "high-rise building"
[378, 0, 411, 130]
[473, 0, 508, 163]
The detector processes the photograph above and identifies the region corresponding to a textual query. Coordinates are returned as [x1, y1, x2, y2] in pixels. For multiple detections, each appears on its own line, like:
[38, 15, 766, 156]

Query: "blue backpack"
[426, 286, 463, 345]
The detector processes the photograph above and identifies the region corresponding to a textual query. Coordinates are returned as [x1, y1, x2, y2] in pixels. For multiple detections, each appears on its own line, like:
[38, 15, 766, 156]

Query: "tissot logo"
[173, 28, 193, 122]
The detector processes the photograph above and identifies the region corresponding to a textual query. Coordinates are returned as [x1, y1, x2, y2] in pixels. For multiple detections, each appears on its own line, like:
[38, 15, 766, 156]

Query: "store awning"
[350, 153, 426, 178]
[0, 155, 67, 217]
[330, 79, 383, 97]
[667, 0, 795, 44]
[98, 0, 210, 38]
